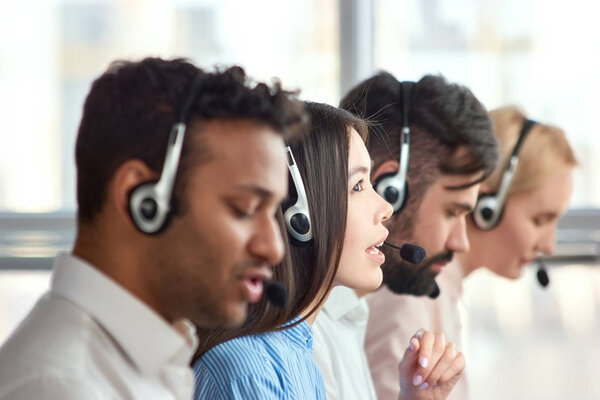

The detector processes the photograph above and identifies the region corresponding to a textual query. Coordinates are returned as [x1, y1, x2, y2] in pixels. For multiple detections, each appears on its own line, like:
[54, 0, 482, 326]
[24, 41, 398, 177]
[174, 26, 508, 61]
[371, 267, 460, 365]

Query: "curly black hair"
[75, 57, 306, 222]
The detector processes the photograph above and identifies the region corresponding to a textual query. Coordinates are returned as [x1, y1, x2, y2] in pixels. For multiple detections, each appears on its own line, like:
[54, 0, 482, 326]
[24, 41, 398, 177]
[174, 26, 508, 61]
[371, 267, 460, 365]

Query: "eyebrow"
[233, 184, 274, 199]
[348, 165, 370, 179]
[447, 202, 474, 213]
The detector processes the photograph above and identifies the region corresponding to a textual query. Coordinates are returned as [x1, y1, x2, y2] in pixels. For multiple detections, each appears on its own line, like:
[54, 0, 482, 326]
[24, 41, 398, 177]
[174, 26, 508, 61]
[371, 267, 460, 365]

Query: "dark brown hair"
[341, 72, 498, 210]
[75, 57, 305, 224]
[194, 102, 368, 358]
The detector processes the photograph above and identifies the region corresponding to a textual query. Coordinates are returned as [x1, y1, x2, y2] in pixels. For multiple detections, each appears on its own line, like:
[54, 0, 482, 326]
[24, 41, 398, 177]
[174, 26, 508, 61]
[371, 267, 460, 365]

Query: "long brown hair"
[194, 102, 368, 358]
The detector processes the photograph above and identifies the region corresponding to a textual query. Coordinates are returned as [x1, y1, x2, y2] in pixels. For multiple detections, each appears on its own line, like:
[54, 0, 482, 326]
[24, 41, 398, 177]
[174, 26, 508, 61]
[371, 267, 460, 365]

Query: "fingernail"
[412, 375, 423, 386]
[409, 338, 417, 350]
[414, 328, 424, 339]
[419, 382, 429, 391]
[419, 357, 428, 368]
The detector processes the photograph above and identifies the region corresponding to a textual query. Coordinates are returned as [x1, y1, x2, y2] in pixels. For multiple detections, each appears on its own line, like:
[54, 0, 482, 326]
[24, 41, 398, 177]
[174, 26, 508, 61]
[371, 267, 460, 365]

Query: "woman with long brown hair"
[192, 102, 465, 400]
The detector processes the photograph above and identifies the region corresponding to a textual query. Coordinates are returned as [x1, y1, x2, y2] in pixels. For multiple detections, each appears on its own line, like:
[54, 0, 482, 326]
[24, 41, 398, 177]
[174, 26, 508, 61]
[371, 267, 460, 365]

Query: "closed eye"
[533, 213, 557, 227]
[231, 206, 253, 219]
[446, 209, 459, 218]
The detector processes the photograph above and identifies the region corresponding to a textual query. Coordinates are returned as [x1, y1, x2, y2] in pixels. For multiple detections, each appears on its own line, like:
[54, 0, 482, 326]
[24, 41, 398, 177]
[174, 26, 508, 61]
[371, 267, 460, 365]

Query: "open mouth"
[366, 242, 384, 255]
[239, 268, 272, 303]
[240, 277, 265, 303]
[366, 242, 386, 264]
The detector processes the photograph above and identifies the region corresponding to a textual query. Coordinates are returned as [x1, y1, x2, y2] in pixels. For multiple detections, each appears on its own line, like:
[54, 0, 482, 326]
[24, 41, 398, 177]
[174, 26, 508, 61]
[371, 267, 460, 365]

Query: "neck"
[299, 286, 333, 326]
[456, 252, 479, 278]
[73, 222, 169, 322]
[72, 223, 109, 271]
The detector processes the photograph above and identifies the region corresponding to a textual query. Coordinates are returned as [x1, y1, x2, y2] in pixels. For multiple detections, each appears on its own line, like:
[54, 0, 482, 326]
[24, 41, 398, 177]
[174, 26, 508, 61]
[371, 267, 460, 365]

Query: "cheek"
[411, 213, 446, 251]
[337, 216, 364, 271]
[488, 222, 529, 274]
[342, 204, 363, 248]
[501, 218, 532, 253]
[180, 207, 249, 274]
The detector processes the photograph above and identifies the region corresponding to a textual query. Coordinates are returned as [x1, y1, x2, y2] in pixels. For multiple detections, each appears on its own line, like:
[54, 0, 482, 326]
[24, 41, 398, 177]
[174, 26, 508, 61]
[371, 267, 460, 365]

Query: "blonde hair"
[484, 105, 577, 195]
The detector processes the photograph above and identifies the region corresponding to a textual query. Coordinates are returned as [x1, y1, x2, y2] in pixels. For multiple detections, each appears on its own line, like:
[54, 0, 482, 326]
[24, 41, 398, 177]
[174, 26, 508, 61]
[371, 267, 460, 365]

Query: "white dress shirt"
[0, 253, 198, 400]
[365, 260, 468, 400]
[312, 286, 378, 400]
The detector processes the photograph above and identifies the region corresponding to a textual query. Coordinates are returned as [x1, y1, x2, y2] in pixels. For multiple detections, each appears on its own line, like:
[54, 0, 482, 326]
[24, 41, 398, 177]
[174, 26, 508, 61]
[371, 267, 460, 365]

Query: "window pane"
[0, 271, 51, 344]
[0, 0, 339, 212]
[375, 0, 600, 208]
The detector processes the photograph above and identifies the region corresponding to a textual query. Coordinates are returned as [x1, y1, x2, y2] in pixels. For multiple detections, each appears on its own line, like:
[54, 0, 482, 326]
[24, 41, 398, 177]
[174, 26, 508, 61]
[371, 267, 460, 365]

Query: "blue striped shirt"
[193, 317, 325, 399]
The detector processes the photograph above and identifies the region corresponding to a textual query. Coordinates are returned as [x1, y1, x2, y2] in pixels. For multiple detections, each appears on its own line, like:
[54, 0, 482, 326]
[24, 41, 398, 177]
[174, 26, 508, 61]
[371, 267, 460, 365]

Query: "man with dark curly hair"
[0, 58, 306, 400]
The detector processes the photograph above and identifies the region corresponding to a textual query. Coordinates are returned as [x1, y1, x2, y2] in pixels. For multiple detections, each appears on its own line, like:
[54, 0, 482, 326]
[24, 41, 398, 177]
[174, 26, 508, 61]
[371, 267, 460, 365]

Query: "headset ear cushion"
[128, 181, 172, 235]
[374, 172, 409, 213]
[472, 193, 500, 231]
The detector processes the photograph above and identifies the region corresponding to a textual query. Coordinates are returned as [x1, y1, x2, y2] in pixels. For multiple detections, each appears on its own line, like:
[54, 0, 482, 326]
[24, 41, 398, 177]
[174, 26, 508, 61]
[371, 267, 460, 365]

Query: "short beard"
[382, 249, 453, 296]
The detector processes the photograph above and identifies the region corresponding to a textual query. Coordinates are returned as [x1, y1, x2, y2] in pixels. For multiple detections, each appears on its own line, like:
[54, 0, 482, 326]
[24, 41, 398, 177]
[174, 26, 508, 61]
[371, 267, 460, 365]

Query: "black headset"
[374, 81, 415, 214]
[472, 119, 537, 231]
[282, 146, 313, 244]
[128, 74, 204, 235]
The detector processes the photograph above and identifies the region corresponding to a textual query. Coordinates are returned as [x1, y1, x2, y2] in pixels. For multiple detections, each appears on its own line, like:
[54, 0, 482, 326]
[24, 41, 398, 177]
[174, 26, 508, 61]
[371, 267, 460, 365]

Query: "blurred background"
[0, 1, 599, 399]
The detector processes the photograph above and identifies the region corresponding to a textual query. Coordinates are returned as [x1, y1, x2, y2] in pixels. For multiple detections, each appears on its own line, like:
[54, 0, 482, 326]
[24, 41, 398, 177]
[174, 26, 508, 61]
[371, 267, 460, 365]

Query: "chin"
[505, 266, 523, 280]
[354, 274, 383, 292]
[217, 304, 248, 329]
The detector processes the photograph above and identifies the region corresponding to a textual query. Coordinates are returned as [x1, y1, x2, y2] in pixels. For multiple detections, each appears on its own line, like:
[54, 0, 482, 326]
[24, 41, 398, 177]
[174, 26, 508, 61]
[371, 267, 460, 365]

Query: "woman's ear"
[109, 159, 159, 224]
[372, 160, 400, 182]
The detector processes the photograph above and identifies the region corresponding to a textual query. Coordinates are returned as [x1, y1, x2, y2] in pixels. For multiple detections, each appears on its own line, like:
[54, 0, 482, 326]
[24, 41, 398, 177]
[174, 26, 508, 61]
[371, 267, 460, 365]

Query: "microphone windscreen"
[428, 282, 440, 299]
[265, 281, 288, 308]
[536, 267, 550, 288]
[400, 243, 426, 264]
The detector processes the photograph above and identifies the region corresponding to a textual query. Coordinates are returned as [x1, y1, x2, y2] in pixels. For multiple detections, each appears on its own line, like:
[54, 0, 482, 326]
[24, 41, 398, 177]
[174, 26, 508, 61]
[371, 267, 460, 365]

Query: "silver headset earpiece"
[472, 119, 536, 230]
[128, 74, 203, 235]
[283, 146, 313, 243]
[374, 81, 415, 213]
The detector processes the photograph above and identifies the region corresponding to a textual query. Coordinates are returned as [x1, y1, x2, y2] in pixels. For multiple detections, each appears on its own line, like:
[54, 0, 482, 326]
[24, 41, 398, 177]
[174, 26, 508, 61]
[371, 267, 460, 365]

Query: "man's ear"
[372, 160, 400, 182]
[109, 160, 159, 224]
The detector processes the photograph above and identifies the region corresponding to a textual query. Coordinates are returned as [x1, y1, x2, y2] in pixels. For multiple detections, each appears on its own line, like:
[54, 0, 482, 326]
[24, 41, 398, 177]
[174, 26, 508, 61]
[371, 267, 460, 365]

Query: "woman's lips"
[366, 243, 386, 264]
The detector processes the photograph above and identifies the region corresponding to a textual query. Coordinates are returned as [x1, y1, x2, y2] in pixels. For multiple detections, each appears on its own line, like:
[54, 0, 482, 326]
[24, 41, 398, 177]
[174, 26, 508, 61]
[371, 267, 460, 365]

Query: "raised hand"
[397, 329, 465, 400]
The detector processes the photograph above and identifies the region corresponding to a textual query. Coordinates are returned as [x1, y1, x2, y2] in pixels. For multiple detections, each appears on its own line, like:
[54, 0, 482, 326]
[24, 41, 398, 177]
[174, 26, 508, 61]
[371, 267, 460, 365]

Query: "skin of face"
[381, 173, 482, 295]
[334, 129, 394, 291]
[145, 120, 289, 328]
[463, 170, 573, 278]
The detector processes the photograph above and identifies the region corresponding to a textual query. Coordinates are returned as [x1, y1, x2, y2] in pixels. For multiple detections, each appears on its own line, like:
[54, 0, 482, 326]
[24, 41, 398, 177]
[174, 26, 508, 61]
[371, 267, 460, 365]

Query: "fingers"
[412, 331, 445, 389]
[397, 334, 421, 378]
[438, 350, 465, 383]
[423, 342, 457, 385]
[398, 328, 466, 395]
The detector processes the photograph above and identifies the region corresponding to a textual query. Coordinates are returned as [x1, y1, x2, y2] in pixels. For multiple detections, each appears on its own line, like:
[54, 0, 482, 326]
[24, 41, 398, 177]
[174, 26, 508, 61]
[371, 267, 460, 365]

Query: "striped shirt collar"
[279, 315, 314, 351]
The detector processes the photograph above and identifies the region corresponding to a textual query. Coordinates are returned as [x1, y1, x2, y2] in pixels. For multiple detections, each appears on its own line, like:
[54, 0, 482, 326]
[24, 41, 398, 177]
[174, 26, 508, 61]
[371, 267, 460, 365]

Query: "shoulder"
[365, 288, 436, 348]
[193, 334, 284, 399]
[198, 333, 276, 370]
[367, 287, 434, 324]
[0, 371, 107, 400]
[0, 293, 130, 392]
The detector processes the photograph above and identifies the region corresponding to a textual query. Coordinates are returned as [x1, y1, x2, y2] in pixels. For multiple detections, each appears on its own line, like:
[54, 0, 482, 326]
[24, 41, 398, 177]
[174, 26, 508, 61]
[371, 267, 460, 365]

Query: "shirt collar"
[280, 315, 314, 350]
[322, 286, 368, 322]
[50, 252, 198, 376]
